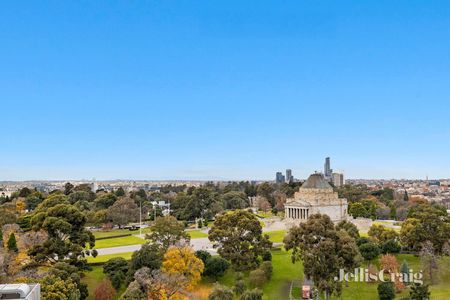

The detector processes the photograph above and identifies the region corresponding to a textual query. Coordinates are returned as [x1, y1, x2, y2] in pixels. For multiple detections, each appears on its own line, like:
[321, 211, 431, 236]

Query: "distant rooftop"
[301, 173, 333, 190]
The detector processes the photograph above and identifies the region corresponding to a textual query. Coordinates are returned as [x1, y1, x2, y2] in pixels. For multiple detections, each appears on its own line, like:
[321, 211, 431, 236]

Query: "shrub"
[94, 279, 116, 300]
[7, 233, 18, 252]
[377, 282, 395, 300]
[198, 219, 203, 228]
[208, 284, 234, 300]
[103, 257, 129, 289]
[204, 256, 230, 279]
[240, 288, 263, 300]
[262, 251, 272, 261]
[409, 283, 430, 300]
[233, 280, 246, 296]
[260, 261, 273, 280]
[381, 239, 401, 254]
[195, 250, 212, 264]
[249, 269, 267, 288]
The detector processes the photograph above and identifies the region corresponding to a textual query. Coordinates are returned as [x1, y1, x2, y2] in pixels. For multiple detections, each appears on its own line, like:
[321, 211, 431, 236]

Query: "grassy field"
[93, 235, 146, 249]
[83, 265, 126, 300]
[87, 252, 134, 263]
[92, 227, 152, 239]
[188, 230, 209, 239]
[265, 230, 286, 243]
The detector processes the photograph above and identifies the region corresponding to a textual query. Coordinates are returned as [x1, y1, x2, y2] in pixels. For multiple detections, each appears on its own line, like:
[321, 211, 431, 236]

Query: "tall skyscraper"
[332, 173, 345, 187]
[275, 172, 285, 184]
[324, 157, 333, 178]
[286, 169, 293, 183]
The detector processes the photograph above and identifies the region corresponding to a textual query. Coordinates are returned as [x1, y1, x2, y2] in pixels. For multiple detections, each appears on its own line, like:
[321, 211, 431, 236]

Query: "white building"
[285, 173, 348, 223]
[0, 284, 40, 300]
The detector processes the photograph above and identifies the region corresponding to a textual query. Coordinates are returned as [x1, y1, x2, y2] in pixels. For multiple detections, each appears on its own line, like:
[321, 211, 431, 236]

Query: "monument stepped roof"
[301, 173, 333, 190]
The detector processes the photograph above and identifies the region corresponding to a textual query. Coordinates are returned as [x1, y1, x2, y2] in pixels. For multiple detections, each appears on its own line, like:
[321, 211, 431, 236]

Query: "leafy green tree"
[409, 283, 430, 300]
[335, 220, 360, 239]
[400, 260, 410, 285]
[381, 239, 401, 254]
[249, 269, 267, 288]
[184, 187, 221, 220]
[204, 256, 230, 280]
[401, 204, 450, 253]
[256, 183, 275, 207]
[0, 208, 17, 226]
[260, 261, 273, 280]
[7, 233, 18, 252]
[284, 214, 359, 300]
[336, 184, 370, 202]
[349, 202, 367, 218]
[64, 182, 74, 195]
[209, 210, 272, 271]
[25, 192, 44, 211]
[68, 191, 93, 205]
[146, 215, 190, 252]
[240, 288, 263, 300]
[48, 262, 89, 300]
[127, 244, 162, 282]
[115, 187, 126, 197]
[377, 282, 395, 300]
[18, 187, 32, 198]
[29, 200, 95, 265]
[208, 284, 234, 300]
[368, 224, 399, 244]
[94, 193, 117, 209]
[103, 257, 129, 289]
[40, 275, 80, 300]
[106, 197, 139, 228]
[195, 250, 212, 264]
[221, 191, 249, 210]
[358, 241, 380, 268]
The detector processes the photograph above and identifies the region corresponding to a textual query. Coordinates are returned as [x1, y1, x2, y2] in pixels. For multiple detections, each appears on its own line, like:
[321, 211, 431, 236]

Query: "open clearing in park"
[89, 229, 208, 250]
[84, 249, 450, 300]
[83, 227, 450, 300]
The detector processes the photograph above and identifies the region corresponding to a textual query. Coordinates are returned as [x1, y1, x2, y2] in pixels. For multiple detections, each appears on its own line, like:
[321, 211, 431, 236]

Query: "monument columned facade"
[285, 173, 348, 222]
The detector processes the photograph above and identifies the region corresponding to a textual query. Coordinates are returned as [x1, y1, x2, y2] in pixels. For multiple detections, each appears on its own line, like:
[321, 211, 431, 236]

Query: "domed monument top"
[300, 173, 333, 190]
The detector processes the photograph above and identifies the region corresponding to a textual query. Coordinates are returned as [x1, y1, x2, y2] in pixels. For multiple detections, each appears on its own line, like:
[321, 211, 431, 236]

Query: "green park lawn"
[92, 227, 152, 239]
[188, 230, 209, 239]
[265, 230, 286, 243]
[82, 265, 126, 300]
[93, 235, 146, 249]
[87, 252, 133, 263]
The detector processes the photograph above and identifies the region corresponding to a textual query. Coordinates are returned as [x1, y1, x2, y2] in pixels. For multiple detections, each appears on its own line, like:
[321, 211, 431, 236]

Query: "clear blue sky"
[1, 1, 450, 181]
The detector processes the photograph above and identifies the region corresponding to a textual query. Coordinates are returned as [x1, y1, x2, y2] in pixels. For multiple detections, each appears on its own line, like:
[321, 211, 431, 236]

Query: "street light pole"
[139, 199, 142, 237]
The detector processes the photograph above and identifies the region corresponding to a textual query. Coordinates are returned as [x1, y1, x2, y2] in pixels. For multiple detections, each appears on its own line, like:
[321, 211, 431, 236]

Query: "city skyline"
[2, 2, 450, 180]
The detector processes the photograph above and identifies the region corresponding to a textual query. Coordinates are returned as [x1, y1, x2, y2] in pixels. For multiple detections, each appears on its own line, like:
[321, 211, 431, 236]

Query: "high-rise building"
[324, 157, 333, 179]
[332, 173, 345, 187]
[275, 172, 285, 184]
[286, 169, 293, 183]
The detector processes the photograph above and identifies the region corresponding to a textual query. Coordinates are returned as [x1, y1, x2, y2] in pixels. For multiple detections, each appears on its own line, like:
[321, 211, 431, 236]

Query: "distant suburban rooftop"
[301, 173, 333, 190]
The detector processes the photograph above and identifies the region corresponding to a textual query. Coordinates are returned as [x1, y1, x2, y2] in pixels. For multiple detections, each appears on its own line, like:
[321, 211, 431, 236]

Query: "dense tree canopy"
[284, 214, 361, 300]
[209, 210, 272, 271]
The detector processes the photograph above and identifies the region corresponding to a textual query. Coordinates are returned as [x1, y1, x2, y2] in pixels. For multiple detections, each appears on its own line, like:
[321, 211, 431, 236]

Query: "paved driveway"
[96, 237, 217, 255]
